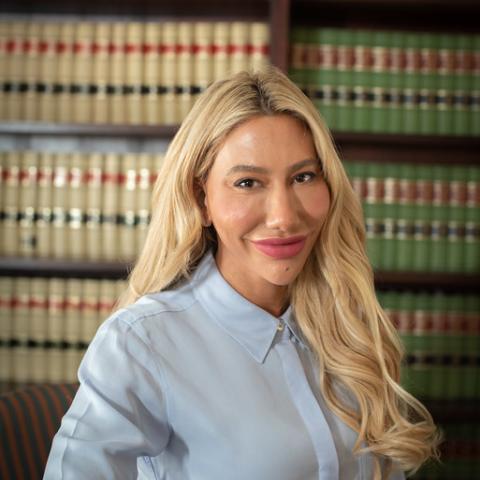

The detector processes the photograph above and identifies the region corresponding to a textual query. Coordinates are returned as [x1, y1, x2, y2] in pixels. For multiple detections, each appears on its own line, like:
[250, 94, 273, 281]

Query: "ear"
[194, 181, 212, 227]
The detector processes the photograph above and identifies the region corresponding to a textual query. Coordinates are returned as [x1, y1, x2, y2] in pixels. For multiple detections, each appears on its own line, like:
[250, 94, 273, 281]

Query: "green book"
[395, 163, 416, 271]
[352, 29, 374, 132]
[447, 166, 468, 273]
[387, 30, 404, 134]
[430, 292, 448, 400]
[419, 33, 439, 135]
[371, 30, 392, 133]
[445, 294, 464, 400]
[472, 34, 480, 136]
[288, 27, 308, 94]
[312, 28, 338, 129]
[430, 165, 450, 272]
[437, 34, 456, 135]
[413, 292, 433, 398]
[453, 35, 474, 136]
[462, 294, 480, 399]
[336, 29, 356, 132]
[413, 164, 434, 271]
[465, 166, 480, 272]
[364, 162, 385, 269]
[381, 162, 401, 271]
[403, 32, 422, 134]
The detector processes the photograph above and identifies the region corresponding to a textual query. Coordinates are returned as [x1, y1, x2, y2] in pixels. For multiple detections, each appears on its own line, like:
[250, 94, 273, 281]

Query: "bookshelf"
[0, 1, 479, 476]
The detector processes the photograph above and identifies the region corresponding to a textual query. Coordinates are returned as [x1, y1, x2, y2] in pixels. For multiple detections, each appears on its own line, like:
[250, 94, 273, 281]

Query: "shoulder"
[99, 279, 201, 341]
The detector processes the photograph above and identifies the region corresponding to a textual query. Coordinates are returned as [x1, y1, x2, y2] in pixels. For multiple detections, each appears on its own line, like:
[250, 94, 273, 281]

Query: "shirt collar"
[191, 251, 308, 363]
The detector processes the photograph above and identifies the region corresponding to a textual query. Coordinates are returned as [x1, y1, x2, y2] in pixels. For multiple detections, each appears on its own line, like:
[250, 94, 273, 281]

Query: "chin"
[263, 264, 302, 286]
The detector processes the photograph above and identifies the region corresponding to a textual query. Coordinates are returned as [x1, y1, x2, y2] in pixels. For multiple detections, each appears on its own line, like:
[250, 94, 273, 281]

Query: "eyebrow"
[225, 158, 321, 176]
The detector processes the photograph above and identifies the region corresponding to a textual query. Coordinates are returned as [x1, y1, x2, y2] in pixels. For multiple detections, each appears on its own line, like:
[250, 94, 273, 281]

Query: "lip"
[251, 235, 307, 259]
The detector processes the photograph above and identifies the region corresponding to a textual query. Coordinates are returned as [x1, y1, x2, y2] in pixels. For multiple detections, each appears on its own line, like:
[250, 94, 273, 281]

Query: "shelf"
[0, 122, 180, 138]
[0, 257, 130, 279]
[423, 399, 480, 423]
[1, 257, 479, 290]
[374, 271, 480, 292]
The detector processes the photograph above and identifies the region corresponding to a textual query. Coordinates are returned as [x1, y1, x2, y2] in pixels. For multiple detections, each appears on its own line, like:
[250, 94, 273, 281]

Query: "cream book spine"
[38, 22, 59, 122]
[109, 22, 127, 124]
[125, 22, 143, 125]
[101, 153, 120, 260]
[143, 22, 161, 125]
[177, 21, 194, 122]
[2, 151, 21, 256]
[230, 22, 249, 74]
[119, 153, 137, 261]
[52, 152, 70, 258]
[85, 152, 103, 260]
[29, 278, 49, 383]
[68, 152, 86, 259]
[213, 22, 230, 81]
[250, 22, 270, 72]
[92, 22, 110, 124]
[159, 22, 178, 125]
[23, 21, 42, 121]
[36, 151, 54, 257]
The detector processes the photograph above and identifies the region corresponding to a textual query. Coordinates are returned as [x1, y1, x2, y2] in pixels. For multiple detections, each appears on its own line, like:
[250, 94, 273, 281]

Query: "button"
[277, 322, 284, 332]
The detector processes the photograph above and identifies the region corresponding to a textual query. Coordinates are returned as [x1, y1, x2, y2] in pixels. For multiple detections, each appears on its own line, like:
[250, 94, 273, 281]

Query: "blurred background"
[0, 1, 479, 479]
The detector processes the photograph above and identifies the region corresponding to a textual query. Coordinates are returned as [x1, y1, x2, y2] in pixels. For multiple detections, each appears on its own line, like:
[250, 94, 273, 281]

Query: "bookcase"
[0, 0, 479, 478]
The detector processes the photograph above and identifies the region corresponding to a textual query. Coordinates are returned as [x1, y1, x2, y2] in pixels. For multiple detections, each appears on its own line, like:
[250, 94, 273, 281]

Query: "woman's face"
[202, 114, 331, 296]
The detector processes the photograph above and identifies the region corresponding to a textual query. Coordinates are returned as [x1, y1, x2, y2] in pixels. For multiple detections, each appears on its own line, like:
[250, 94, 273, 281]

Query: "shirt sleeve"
[43, 310, 171, 480]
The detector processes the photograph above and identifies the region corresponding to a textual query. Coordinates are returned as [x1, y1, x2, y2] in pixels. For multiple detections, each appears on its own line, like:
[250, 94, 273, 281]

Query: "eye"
[293, 171, 317, 184]
[234, 178, 260, 189]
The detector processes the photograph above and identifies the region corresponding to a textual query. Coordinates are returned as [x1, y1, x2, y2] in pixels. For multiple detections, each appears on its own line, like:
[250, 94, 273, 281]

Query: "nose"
[264, 185, 300, 231]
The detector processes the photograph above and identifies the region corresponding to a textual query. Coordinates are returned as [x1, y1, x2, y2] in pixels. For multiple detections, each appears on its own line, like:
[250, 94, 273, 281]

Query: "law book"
[463, 294, 480, 399]
[443, 295, 463, 400]
[336, 29, 355, 132]
[64, 279, 83, 381]
[2, 151, 21, 256]
[177, 21, 194, 122]
[465, 166, 480, 272]
[386, 30, 405, 134]
[4, 21, 26, 121]
[288, 27, 307, 94]
[22, 21, 41, 121]
[364, 162, 384, 269]
[38, 22, 59, 122]
[85, 152, 103, 260]
[92, 22, 110, 124]
[81, 279, 100, 345]
[11, 277, 30, 385]
[193, 22, 214, 107]
[98, 278, 117, 323]
[102, 153, 120, 260]
[212, 22, 230, 82]
[36, 151, 54, 257]
[0, 22, 8, 120]
[429, 292, 449, 400]
[453, 35, 474, 136]
[68, 152, 86, 259]
[249, 22, 270, 73]
[371, 30, 391, 134]
[352, 30, 374, 132]
[56, 22, 75, 123]
[18, 150, 38, 257]
[315, 28, 338, 129]
[382, 162, 401, 271]
[472, 34, 480, 136]
[437, 34, 456, 136]
[159, 21, 177, 125]
[109, 21, 127, 125]
[136, 152, 153, 253]
[412, 164, 434, 271]
[0, 278, 13, 390]
[71, 22, 94, 123]
[51, 152, 69, 258]
[403, 33, 421, 135]
[119, 153, 137, 261]
[125, 22, 143, 125]
[46, 278, 65, 383]
[395, 163, 416, 271]
[447, 166, 468, 273]
[419, 33, 438, 135]
[430, 165, 450, 272]
[142, 22, 161, 125]
[230, 22, 250, 74]
[29, 278, 49, 383]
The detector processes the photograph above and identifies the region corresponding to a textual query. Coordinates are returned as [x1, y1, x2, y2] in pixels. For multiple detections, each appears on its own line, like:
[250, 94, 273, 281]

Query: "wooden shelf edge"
[0, 257, 478, 289]
[0, 257, 131, 279]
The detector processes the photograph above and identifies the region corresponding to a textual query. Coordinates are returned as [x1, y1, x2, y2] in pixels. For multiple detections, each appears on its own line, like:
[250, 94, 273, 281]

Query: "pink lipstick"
[252, 236, 307, 259]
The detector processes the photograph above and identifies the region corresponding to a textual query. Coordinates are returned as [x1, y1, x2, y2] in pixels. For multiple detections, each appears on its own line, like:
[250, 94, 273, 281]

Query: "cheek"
[302, 184, 331, 224]
[208, 192, 260, 232]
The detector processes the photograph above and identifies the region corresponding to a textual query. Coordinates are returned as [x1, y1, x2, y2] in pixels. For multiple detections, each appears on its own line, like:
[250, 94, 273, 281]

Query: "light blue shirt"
[44, 251, 405, 480]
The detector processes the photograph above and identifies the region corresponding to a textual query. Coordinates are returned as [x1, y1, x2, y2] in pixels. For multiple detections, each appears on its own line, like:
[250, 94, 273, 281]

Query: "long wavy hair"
[115, 65, 442, 478]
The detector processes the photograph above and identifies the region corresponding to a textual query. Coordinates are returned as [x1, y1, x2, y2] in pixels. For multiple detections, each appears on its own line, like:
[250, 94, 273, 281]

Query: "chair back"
[0, 383, 79, 480]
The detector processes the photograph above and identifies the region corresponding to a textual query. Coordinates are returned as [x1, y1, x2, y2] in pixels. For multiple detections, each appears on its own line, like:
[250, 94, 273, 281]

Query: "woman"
[44, 66, 442, 479]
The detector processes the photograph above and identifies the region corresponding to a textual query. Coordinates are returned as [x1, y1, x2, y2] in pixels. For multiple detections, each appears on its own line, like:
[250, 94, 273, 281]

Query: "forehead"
[213, 115, 317, 169]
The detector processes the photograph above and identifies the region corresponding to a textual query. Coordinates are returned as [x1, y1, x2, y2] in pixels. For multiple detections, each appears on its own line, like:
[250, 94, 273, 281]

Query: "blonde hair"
[116, 66, 442, 478]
